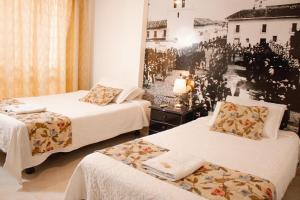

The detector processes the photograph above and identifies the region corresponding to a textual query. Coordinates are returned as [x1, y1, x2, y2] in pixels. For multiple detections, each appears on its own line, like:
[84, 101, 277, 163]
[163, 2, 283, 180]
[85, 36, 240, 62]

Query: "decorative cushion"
[80, 84, 122, 106]
[210, 102, 269, 140]
[226, 96, 286, 139]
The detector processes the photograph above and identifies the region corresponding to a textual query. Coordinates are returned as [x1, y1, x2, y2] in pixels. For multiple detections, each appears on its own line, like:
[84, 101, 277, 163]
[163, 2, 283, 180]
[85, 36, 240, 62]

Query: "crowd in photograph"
[143, 35, 300, 112]
[190, 37, 234, 110]
[144, 36, 235, 110]
[143, 48, 177, 88]
[242, 42, 300, 111]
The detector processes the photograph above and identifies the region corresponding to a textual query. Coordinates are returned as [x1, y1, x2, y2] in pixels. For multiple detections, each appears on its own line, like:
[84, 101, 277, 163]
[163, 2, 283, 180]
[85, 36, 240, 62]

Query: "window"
[154, 31, 157, 38]
[147, 31, 150, 39]
[173, 0, 178, 8]
[177, 12, 180, 18]
[235, 25, 240, 33]
[262, 24, 267, 33]
[260, 38, 266, 44]
[163, 30, 167, 38]
[234, 38, 240, 45]
[273, 36, 277, 42]
[174, 0, 185, 8]
[246, 38, 249, 43]
[292, 23, 297, 32]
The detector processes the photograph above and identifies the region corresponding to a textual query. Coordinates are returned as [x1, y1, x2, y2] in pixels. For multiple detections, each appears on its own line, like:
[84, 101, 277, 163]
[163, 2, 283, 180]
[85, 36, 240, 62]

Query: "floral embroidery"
[211, 187, 225, 196]
[210, 102, 269, 140]
[80, 84, 122, 106]
[266, 188, 273, 199]
[142, 146, 154, 153]
[0, 99, 72, 155]
[98, 139, 276, 200]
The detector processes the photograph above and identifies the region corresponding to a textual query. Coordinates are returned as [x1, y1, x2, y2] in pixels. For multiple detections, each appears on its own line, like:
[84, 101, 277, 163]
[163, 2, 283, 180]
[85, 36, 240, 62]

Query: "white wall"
[227, 18, 300, 47]
[92, 0, 148, 88]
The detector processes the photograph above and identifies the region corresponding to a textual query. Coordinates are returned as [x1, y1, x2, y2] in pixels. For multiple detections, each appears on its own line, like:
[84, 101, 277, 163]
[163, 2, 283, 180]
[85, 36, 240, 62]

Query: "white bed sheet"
[0, 91, 150, 182]
[64, 117, 300, 200]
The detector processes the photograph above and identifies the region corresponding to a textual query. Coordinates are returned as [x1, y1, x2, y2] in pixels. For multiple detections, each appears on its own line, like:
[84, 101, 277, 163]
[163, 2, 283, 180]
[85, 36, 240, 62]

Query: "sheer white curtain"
[0, 0, 92, 98]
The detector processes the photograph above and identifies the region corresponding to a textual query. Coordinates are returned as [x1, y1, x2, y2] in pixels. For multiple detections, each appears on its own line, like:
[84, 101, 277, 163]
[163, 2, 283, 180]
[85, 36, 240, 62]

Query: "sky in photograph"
[148, 0, 300, 21]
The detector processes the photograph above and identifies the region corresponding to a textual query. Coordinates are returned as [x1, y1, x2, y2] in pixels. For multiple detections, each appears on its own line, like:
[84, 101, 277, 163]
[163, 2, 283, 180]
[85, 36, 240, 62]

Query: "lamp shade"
[173, 78, 187, 94]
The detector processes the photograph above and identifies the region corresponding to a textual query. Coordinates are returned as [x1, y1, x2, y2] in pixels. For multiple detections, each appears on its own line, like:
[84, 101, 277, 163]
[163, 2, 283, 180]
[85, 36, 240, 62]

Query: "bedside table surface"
[149, 104, 201, 115]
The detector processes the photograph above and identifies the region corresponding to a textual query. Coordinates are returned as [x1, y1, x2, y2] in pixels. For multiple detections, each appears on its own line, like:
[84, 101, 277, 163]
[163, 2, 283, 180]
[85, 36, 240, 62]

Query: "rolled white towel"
[142, 151, 204, 181]
[4, 104, 46, 114]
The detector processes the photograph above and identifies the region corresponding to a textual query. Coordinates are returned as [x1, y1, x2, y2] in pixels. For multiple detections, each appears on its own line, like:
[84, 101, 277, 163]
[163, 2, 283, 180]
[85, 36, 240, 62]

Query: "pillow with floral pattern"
[80, 84, 122, 106]
[210, 102, 269, 140]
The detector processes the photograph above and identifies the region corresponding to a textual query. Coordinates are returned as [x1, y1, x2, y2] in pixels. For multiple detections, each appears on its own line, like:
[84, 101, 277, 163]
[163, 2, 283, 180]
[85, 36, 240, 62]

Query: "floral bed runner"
[0, 98, 72, 155]
[98, 139, 276, 200]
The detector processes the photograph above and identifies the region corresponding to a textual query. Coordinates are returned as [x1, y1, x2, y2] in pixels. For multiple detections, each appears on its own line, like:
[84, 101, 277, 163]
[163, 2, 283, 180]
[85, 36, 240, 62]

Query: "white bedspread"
[64, 117, 300, 200]
[0, 91, 150, 182]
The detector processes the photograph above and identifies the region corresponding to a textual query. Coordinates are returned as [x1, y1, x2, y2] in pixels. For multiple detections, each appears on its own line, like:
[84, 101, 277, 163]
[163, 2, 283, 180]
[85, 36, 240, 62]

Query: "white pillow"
[115, 87, 144, 104]
[225, 96, 286, 139]
[126, 88, 144, 101]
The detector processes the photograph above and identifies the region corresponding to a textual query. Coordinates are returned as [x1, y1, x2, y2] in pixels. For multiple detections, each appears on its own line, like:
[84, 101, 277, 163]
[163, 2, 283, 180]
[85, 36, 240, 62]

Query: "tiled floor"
[283, 164, 300, 200]
[0, 132, 299, 200]
[0, 132, 139, 200]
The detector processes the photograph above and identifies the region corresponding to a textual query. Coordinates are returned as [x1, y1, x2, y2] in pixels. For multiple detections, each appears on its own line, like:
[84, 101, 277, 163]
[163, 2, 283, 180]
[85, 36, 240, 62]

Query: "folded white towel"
[142, 151, 204, 181]
[4, 104, 46, 114]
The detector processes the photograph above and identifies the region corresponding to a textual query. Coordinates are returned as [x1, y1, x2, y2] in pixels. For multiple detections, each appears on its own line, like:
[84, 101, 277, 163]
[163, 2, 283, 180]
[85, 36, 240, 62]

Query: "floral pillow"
[80, 84, 122, 106]
[210, 102, 269, 140]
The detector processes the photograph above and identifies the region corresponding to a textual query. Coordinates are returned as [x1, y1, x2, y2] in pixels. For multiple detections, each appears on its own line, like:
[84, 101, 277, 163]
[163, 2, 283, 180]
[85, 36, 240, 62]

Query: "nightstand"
[149, 105, 204, 134]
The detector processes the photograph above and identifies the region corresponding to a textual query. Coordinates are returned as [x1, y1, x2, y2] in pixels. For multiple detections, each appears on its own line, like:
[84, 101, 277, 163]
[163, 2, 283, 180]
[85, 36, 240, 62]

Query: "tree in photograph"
[290, 30, 300, 62]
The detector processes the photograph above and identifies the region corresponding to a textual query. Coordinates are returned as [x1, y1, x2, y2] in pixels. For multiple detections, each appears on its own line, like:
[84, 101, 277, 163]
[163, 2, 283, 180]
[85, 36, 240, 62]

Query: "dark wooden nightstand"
[149, 105, 204, 134]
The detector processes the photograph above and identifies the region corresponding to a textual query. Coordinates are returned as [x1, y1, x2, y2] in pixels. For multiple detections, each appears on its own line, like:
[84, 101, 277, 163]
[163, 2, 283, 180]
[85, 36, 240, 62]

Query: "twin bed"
[64, 98, 300, 200]
[0, 90, 150, 182]
[0, 88, 299, 200]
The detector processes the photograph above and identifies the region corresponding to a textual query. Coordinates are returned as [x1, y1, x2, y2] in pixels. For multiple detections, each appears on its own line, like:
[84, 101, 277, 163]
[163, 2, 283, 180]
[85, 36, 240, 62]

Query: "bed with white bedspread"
[0, 90, 150, 182]
[64, 116, 300, 200]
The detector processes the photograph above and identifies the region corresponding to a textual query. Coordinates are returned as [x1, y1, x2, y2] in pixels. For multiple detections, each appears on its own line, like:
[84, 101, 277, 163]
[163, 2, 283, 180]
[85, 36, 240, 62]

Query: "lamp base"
[174, 103, 183, 108]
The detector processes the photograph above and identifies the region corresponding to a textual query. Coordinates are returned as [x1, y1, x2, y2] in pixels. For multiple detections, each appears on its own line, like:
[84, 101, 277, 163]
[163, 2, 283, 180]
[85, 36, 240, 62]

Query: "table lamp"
[173, 78, 187, 108]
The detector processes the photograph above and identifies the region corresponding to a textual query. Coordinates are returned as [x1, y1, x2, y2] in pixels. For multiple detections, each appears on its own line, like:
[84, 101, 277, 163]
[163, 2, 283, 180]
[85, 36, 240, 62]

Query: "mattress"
[64, 117, 300, 200]
[0, 91, 150, 182]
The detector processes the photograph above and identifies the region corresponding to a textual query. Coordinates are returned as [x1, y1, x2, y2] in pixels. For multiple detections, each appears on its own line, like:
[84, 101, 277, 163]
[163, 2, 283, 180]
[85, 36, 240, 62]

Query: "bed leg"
[138, 127, 149, 136]
[25, 167, 35, 174]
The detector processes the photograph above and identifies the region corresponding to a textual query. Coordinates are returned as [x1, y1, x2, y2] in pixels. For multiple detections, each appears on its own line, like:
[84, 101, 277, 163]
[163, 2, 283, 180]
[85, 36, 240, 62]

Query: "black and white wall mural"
[143, 0, 300, 132]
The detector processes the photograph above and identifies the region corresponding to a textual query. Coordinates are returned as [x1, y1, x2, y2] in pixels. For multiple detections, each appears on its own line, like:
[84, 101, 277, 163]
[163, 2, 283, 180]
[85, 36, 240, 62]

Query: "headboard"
[280, 109, 290, 130]
[280, 109, 300, 137]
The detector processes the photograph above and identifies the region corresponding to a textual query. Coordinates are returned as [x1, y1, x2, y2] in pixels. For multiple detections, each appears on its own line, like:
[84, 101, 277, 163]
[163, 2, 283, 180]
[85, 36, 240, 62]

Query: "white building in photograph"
[146, 0, 226, 50]
[146, 20, 167, 42]
[146, 20, 170, 50]
[227, 3, 300, 47]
